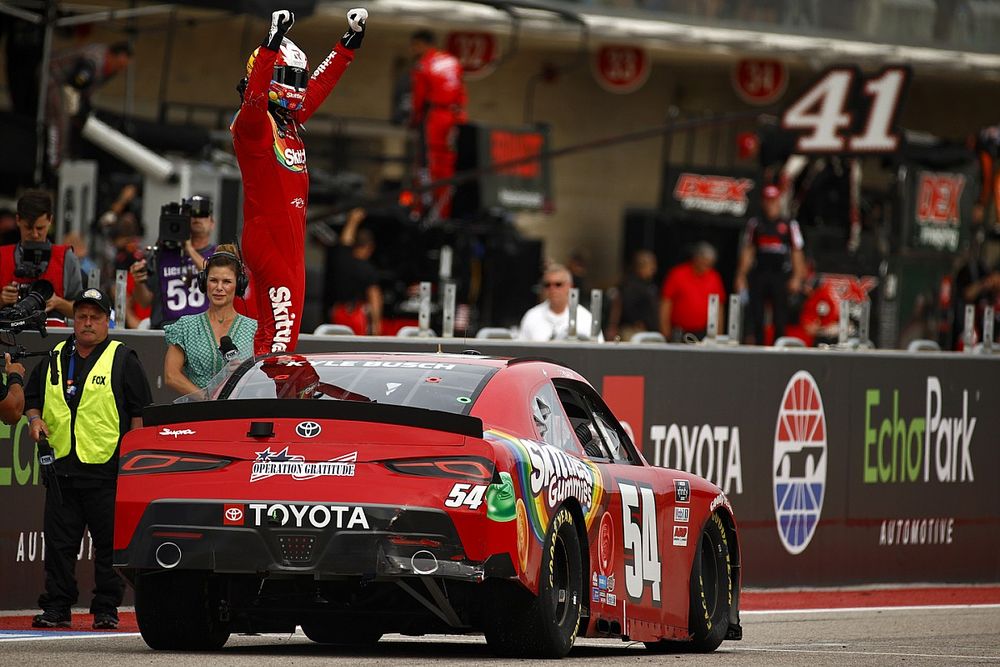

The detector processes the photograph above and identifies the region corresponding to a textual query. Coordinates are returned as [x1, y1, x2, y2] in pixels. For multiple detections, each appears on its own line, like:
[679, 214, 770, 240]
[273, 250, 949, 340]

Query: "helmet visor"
[273, 65, 309, 90]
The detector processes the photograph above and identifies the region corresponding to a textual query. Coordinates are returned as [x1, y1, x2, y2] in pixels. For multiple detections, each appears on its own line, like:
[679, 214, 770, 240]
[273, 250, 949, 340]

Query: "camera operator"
[0, 190, 84, 320]
[130, 195, 217, 329]
[24, 288, 151, 630]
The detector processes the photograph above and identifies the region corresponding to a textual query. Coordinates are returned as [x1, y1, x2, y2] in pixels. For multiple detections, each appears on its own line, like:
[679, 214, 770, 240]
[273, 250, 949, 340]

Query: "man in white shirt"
[518, 264, 603, 341]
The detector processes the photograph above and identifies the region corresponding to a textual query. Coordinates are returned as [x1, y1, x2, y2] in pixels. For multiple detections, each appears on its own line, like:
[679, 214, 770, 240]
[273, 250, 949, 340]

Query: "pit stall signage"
[592, 45, 651, 94]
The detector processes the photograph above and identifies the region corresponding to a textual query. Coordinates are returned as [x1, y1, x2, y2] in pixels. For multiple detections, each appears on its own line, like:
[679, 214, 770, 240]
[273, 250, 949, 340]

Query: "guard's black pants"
[749, 272, 790, 345]
[38, 482, 123, 615]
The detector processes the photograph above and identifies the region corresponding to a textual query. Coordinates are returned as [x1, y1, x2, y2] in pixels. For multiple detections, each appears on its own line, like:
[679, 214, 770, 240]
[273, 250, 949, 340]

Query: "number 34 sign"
[782, 65, 911, 154]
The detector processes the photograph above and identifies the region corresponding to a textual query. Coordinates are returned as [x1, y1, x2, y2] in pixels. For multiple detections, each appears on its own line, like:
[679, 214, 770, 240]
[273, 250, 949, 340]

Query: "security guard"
[24, 288, 152, 630]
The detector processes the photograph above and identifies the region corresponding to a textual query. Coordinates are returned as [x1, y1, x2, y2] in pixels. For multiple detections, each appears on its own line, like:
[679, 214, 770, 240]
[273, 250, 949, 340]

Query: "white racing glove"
[264, 9, 295, 50]
[340, 7, 367, 50]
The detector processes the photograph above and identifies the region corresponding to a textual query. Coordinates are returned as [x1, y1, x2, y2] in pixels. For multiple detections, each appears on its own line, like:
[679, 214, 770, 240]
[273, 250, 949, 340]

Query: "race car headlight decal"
[120, 451, 231, 475]
[383, 456, 494, 481]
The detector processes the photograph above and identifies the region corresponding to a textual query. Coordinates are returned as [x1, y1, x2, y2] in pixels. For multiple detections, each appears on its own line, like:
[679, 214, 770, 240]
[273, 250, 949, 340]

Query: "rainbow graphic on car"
[485, 429, 605, 542]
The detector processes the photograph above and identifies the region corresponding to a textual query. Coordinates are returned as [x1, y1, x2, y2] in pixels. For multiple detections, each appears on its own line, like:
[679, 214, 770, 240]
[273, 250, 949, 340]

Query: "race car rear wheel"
[300, 619, 383, 646]
[135, 570, 231, 650]
[687, 512, 732, 652]
[484, 506, 583, 658]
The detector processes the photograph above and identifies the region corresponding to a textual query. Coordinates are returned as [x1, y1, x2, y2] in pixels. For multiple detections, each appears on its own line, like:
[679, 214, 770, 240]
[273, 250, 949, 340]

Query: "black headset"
[197, 250, 249, 297]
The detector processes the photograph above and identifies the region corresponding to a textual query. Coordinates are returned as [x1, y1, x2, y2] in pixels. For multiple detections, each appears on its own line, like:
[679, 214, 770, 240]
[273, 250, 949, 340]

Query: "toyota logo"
[225, 507, 243, 522]
[296, 421, 322, 438]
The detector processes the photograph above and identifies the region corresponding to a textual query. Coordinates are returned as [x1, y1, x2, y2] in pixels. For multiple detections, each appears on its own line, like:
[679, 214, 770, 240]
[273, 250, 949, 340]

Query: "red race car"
[115, 352, 742, 657]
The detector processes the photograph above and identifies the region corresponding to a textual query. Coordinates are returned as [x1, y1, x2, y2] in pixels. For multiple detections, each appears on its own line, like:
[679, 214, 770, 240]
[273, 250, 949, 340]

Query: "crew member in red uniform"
[409, 30, 467, 220]
[735, 184, 806, 345]
[232, 8, 367, 354]
[659, 242, 725, 341]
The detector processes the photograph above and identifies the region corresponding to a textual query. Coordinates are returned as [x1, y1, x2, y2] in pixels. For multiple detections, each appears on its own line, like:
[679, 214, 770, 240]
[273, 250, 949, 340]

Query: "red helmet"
[247, 37, 309, 112]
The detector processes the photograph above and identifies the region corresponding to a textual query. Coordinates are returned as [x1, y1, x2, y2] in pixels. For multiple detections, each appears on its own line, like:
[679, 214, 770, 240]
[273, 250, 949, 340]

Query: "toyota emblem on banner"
[296, 421, 322, 438]
[223, 504, 245, 526]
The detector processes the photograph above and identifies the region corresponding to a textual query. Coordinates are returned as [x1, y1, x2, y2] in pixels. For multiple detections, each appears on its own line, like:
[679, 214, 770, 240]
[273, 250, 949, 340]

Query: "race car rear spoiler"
[142, 399, 484, 438]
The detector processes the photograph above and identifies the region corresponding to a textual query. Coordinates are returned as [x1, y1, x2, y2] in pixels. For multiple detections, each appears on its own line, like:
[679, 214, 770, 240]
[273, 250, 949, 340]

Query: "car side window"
[554, 379, 640, 465]
[530, 382, 578, 453]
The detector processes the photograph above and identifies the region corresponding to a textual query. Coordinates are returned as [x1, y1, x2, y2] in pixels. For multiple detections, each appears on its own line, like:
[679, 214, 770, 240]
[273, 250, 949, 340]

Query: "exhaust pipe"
[155, 542, 182, 569]
[410, 550, 439, 575]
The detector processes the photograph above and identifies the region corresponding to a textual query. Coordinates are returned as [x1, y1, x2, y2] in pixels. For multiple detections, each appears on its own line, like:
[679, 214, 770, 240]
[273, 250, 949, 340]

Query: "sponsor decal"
[878, 517, 954, 546]
[268, 286, 296, 352]
[619, 481, 661, 603]
[606, 593, 617, 607]
[223, 504, 245, 526]
[674, 506, 690, 523]
[863, 377, 976, 484]
[673, 173, 755, 216]
[295, 421, 322, 439]
[673, 479, 690, 503]
[773, 371, 827, 556]
[250, 447, 356, 483]
[651, 425, 743, 494]
[484, 430, 605, 541]
[249, 503, 369, 529]
[290, 197, 305, 209]
[672, 525, 689, 547]
[159, 427, 196, 438]
[592, 587, 602, 603]
[312, 50, 339, 77]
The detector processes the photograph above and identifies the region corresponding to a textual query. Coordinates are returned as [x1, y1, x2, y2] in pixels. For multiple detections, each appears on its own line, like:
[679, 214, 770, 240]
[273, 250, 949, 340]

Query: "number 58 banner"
[781, 65, 911, 155]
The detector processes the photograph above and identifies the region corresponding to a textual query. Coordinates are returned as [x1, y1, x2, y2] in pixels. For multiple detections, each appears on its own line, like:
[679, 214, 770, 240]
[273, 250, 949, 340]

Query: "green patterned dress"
[164, 313, 257, 388]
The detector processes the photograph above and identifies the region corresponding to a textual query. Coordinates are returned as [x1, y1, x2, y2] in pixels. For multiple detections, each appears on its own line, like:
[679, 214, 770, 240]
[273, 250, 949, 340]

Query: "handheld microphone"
[219, 335, 239, 363]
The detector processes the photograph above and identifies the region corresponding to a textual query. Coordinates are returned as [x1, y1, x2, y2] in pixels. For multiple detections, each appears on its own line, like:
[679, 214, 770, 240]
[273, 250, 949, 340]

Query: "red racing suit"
[232, 43, 354, 354]
[411, 48, 467, 218]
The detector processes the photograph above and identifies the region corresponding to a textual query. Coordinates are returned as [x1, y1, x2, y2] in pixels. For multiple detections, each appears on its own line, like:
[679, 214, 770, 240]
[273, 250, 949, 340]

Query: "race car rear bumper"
[114, 500, 514, 582]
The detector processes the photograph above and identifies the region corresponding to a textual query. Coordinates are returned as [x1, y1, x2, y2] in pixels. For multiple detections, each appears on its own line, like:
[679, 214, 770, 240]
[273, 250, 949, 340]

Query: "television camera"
[143, 196, 212, 266]
[13, 242, 53, 300]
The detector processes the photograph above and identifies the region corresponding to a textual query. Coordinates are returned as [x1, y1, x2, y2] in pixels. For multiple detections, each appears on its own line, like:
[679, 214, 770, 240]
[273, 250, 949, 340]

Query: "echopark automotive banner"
[0, 333, 997, 608]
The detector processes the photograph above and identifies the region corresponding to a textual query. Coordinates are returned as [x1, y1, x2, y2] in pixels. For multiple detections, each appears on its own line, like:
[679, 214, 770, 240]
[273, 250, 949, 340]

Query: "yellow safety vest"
[43, 339, 123, 464]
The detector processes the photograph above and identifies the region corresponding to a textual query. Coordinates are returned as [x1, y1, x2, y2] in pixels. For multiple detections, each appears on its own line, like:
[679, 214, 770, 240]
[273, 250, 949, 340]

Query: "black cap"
[75, 288, 112, 314]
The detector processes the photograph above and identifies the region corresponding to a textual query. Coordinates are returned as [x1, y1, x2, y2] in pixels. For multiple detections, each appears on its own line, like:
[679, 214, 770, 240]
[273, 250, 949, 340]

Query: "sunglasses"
[543, 281, 566, 288]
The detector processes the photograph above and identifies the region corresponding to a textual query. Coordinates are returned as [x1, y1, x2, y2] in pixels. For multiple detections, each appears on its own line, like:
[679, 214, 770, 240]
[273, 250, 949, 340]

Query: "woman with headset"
[163, 244, 257, 396]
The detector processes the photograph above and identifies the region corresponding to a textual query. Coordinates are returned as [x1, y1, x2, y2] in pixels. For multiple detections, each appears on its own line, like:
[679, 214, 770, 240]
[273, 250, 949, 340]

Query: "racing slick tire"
[300, 620, 383, 646]
[484, 506, 583, 658]
[645, 512, 732, 654]
[135, 570, 231, 650]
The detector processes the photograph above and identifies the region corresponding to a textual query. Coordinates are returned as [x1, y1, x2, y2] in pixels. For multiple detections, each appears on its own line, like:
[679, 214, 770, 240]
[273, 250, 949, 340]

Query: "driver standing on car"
[24, 288, 152, 630]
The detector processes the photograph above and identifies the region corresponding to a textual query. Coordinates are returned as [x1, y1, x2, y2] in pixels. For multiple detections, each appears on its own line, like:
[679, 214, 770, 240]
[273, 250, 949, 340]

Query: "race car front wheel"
[687, 512, 732, 652]
[301, 619, 383, 646]
[484, 505, 583, 658]
[135, 570, 231, 650]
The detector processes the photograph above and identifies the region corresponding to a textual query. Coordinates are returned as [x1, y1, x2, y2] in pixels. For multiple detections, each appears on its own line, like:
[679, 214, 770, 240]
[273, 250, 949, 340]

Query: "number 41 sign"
[782, 65, 911, 154]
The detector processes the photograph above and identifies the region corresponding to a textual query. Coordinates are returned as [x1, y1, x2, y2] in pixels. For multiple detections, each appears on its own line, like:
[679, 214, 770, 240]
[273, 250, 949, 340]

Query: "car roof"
[262, 351, 571, 372]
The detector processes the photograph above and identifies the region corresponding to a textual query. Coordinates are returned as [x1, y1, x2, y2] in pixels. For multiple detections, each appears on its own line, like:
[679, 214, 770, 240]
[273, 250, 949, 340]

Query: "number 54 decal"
[619, 481, 661, 604]
[444, 483, 487, 509]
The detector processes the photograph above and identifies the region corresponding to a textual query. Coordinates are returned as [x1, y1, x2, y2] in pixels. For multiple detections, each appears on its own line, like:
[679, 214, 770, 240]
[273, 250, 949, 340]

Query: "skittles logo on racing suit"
[269, 115, 307, 173]
[485, 430, 605, 542]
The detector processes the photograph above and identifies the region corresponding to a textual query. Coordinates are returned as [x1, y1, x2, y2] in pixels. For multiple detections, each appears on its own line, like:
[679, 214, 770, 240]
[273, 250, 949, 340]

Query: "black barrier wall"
[1, 330, 997, 609]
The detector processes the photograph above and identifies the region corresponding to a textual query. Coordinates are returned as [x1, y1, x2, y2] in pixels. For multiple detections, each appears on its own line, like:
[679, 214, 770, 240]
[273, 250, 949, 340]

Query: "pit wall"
[1, 331, 996, 609]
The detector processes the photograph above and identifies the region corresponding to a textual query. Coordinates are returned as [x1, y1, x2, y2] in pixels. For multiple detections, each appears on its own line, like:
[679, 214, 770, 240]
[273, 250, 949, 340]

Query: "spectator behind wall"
[659, 243, 725, 342]
[607, 250, 659, 341]
[326, 208, 383, 335]
[0, 189, 83, 320]
[163, 245, 256, 396]
[518, 264, 603, 342]
[129, 195, 218, 329]
[735, 184, 806, 345]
